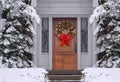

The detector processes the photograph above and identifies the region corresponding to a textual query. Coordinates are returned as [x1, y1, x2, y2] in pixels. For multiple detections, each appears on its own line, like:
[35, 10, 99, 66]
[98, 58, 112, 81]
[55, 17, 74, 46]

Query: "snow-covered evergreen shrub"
[98, 0, 108, 5]
[90, 0, 120, 67]
[0, 0, 40, 68]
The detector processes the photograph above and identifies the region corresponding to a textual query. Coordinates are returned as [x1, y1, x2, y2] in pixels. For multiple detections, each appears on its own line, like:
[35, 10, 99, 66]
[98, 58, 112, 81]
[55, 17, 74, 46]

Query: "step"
[47, 70, 82, 81]
[48, 70, 82, 75]
[49, 80, 81, 82]
[48, 75, 82, 80]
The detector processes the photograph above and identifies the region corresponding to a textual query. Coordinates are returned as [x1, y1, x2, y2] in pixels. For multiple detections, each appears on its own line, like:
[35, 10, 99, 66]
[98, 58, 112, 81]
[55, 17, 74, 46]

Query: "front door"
[53, 18, 77, 70]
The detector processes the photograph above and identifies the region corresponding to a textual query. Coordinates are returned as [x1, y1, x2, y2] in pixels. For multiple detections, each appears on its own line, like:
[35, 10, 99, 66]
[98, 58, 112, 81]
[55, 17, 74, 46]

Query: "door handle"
[74, 43, 77, 53]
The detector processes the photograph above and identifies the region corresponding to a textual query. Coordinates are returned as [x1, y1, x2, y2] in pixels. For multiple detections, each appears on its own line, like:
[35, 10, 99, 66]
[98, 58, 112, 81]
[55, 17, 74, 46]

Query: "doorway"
[52, 18, 77, 70]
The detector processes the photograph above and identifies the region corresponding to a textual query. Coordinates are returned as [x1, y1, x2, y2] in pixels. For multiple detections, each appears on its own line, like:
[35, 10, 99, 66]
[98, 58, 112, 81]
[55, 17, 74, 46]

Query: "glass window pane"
[42, 18, 49, 53]
[81, 18, 88, 52]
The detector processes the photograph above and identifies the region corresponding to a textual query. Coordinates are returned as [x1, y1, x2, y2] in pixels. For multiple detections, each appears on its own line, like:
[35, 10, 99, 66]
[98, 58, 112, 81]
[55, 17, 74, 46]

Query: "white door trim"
[37, 14, 93, 70]
[49, 17, 53, 70]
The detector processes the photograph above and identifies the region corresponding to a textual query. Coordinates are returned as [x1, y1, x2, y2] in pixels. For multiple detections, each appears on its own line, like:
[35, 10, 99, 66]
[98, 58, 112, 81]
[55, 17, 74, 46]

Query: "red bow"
[58, 34, 71, 46]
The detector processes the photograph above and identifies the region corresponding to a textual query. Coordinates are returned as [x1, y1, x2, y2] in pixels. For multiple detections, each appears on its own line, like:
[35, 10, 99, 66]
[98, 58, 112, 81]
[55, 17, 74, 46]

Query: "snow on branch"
[23, 5, 40, 23]
[90, 5, 107, 24]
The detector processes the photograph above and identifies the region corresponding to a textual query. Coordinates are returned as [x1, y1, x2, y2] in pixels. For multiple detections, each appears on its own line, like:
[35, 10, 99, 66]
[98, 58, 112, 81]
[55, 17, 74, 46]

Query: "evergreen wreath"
[55, 20, 76, 46]
[55, 20, 76, 37]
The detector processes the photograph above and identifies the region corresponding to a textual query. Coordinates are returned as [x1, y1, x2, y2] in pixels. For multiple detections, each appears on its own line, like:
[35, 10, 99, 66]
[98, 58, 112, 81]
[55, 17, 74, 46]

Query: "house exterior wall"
[31, 0, 37, 7]
[33, 0, 97, 70]
[37, 0, 92, 15]
[93, 0, 98, 7]
[0, 0, 97, 70]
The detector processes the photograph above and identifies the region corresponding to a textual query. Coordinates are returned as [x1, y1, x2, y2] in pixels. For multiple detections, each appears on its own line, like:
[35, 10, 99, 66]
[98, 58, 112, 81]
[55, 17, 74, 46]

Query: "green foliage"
[22, 0, 31, 5]
[93, 0, 120, 67]
[98, 0, 108, 5]
[0, 0, 36, 68]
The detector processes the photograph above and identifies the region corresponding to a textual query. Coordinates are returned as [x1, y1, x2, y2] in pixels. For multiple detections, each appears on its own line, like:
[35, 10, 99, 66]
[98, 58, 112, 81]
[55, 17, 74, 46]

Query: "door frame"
[36, 14, 95, 70]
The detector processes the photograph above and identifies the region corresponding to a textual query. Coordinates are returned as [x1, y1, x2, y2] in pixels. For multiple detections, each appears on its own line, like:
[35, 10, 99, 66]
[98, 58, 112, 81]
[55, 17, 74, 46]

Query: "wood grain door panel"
[53, 54, 63, 70]
[63, 54, 77, 70]
[53, 18, 77, 70]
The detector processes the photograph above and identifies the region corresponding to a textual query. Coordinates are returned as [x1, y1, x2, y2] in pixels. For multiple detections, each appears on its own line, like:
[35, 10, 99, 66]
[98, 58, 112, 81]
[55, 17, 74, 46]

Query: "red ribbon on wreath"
[58, 34, 71, 46]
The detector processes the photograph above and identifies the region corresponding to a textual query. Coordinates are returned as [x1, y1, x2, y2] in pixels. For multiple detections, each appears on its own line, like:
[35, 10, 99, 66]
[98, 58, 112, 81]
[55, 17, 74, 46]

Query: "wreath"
[55, 20, 76, 46]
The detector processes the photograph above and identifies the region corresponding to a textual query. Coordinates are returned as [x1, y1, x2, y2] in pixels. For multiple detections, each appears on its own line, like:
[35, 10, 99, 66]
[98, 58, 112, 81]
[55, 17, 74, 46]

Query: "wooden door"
[53, 18, 77, 70]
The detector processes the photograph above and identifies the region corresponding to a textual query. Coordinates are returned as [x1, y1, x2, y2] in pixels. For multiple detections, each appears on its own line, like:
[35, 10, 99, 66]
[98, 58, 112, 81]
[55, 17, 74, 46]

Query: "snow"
[6, 27, 15, 33]
[18, 34, 24, 39]
[29, 25, 36, 36]
[93, 25, 100, 35]
[3, 39, 10, 46]
[0, 68, 48, 82]
[4, 49, 10, 53]
[81, 68, 120, 82]
[23, 5, 40, 23]
[114, 25, 120, 32]
[89, 5, 107, 23]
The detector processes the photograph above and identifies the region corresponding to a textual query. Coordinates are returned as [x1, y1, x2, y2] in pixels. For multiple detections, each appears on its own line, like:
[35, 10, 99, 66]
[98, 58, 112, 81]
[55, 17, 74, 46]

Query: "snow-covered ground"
[81, 68, 120, 82]
[0, 68, 48, 82]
